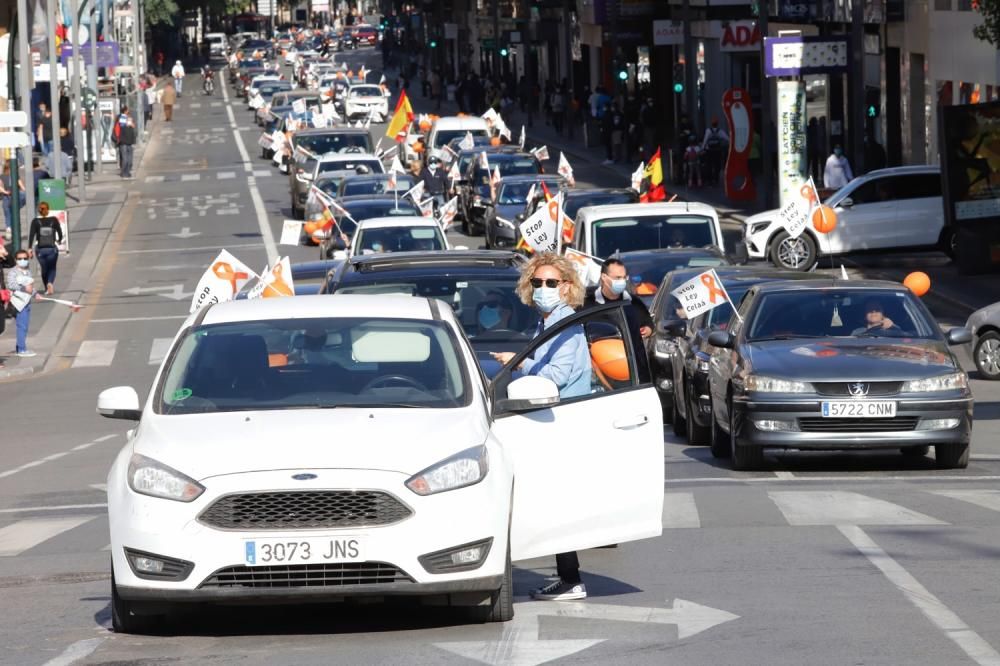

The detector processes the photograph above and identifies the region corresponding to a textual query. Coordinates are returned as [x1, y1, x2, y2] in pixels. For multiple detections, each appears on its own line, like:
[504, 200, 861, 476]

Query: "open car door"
[490, 302, 664, 562]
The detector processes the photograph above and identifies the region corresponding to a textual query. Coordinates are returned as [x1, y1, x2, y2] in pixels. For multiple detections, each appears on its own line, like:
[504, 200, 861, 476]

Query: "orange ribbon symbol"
[701, 273, 727, 304]
[262, 261, 294, 298]
[800, 183, 818, 206]
[213, 261, 249, 295]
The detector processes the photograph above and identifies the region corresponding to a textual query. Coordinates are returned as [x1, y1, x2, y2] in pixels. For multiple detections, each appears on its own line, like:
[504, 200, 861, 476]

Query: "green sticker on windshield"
[171, 388, 193, 401]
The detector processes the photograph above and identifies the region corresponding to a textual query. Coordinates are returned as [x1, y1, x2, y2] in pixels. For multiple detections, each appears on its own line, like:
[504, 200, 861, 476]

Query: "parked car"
[742, 165, 948, 271]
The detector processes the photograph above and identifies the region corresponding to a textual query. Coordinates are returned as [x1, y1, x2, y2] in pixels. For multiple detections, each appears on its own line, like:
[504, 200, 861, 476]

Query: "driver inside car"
[851, 299, 902, 337]
[477, 290, 515, 333]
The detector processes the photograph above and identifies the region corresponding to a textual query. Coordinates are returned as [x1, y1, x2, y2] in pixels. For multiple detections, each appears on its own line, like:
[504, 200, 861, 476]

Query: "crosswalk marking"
[210, 101, 222, 107]
[189, 102, 202, 108]
[144, 175, 165, 183]
[72, 340, 117, 368]
[931, 489, 1000, 513]
[0, 517, 94, 556]
[252, 169, 271, 177]
[217, 171, 236, 179]
[663, 492, 700, 529]
[180, 173, 200, 181]
[148, 337, 173, 365]
[768, 491, 946, 526]
[160, 128, 174, 134]
[185, 128, 199, 133]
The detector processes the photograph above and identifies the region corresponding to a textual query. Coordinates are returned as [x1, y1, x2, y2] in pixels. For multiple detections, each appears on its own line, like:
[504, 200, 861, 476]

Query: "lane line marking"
[931, 489, 1000, 513]
[662, 492, 700, 529]
[71, 340, 117, 368]
[42, 637, 107, 666]
[118, 242, 262, 255]
[180, 173, 200, 182]
[0, 503, 107, 514]
[91, 314, 188, 323]
[769, 491, 945, 526]
[148, 337, 173, 365]
[0, 516, 95, 556]
[0, 436, 118, 480]
[217, 171, 236, 179]
[839, 525, 1000, 666]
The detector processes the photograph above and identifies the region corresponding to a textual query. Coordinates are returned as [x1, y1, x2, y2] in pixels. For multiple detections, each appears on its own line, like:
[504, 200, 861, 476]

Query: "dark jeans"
[556, 551, 581, 584]
[119, 143, 134, 178]
[36, 246, 58, 288]
[14, 302, 29, 352]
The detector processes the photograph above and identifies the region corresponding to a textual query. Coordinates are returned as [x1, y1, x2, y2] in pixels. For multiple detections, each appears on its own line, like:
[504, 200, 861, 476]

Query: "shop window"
[960, 82, 975, 105]
[957, 0, 974, 10]
[934, 0, 952, 9]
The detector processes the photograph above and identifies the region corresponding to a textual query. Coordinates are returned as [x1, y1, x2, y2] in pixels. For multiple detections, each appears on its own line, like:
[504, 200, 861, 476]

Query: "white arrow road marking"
[122, 284, 194, 301]
[769, 491, 946, 526]
[168, 226, 202, 239]
[42, 637, 106, 666]
[931, 489, 1000, 513]
[839, 525, 1000, 666]
[435, 598, 738, 665]
[663, 492, 700, 529]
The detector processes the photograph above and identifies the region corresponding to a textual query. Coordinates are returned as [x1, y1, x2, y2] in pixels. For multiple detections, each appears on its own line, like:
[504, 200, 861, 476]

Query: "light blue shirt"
[519, 303, 591, 399]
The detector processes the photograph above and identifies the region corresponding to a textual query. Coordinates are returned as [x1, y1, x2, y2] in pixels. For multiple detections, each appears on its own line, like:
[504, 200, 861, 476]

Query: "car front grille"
[199, 490, 412, 530]
[798, 417, 919, 432]
[199, 562, 412, 589]
[813, 382, 903, 397]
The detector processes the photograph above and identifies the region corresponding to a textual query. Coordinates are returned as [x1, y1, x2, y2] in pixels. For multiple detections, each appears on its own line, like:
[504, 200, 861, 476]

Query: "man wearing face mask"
[476, 290, 514, 334]
[823, 144, 854, 189]
[491, 252, 591, 601]
[584, 258, 653, 339]
[419, 155, 448, 207]
[5, 249, 38, 357]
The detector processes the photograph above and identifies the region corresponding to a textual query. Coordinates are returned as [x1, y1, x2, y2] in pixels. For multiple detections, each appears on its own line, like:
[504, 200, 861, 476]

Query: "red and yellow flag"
[639, 148, 667, 203]
[386, 90, 414, 143]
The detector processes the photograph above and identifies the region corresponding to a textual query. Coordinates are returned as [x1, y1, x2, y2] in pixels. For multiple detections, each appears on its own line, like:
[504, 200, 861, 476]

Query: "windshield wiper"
[309, 402, 425, 409]
[751, 334, 826, 342]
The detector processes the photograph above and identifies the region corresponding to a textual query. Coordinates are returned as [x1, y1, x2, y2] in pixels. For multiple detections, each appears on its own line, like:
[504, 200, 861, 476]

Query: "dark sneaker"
[531, 579, 587, 601]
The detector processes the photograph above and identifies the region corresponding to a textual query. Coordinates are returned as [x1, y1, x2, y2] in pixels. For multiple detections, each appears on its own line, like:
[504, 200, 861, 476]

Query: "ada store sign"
[653, 20, 684, 46]
[709, 20, 762, 52]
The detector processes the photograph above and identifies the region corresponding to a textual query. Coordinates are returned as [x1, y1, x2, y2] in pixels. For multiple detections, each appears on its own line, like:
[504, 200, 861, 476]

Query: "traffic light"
[429, 39, 437, 48]
[865, 87, 881, 118]
[617, 68, 628, 81]
[673, 62, 685, 94]
[500, 46, 509, 57]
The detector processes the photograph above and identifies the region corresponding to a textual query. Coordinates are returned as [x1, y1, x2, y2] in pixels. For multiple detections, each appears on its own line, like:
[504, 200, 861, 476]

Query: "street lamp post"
[70, 0, 87, 201]
[47, 0, 64, 181]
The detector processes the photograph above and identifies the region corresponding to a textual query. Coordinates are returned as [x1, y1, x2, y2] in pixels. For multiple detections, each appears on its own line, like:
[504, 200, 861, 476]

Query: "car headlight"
[744, 375, 811, 393]
[749, 221, 772, 237]
[496, 216, 515, 229]
[127, 454, 205, 502]
[697, 359, 710, 373]
[405, 446, 489, 496]
[902, 372, 969, 392]
[653, 337, 675, 359]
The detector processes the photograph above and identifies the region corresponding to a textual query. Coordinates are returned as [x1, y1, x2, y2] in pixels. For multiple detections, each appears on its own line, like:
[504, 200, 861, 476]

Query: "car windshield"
[592, 215, 717, 257]
[336, 277, 538, 352]
[625, 254, 728, 300]
[340, 202, 419, 234]
[498, 182, 542, 205]
[318, 158, 382, 175]
[475, 158, 541, 186]
[434, 128, 489, 148]
[350, 86, 382, 98]
[341, 175, 416, 196]
[746, 289, 940, 341]
[299, 133, 371, 154]
[355, 226, 445, 254]
[157, 318, 469, 413]
[565, 193, 636, 221]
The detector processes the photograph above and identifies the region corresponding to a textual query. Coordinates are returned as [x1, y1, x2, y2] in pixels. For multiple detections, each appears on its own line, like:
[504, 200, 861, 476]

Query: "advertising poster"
[97, 98, 118, 163]
[776, 80, 807, 208]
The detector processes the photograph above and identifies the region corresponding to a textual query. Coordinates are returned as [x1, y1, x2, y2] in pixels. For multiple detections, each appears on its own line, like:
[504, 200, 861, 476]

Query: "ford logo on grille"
[292, 473, 318, 481]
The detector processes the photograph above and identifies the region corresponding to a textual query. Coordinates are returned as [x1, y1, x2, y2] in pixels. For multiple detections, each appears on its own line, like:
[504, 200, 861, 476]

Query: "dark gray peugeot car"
[706, 279, 973, 470]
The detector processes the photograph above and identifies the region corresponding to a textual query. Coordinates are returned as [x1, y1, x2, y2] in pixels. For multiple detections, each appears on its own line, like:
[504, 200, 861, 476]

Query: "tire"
[935, 442, 970, 469]
[671, 392, 684, 436]
[769, 230, 817, 271]
[730, 401, 763, 470]
[686, 385, 710, 445]
[939, 226, 957, 259]
[111, 573, 159, 634]
[901, 446, 930, 458]
[461, 216, 469, 235]
[476, 541, 513, 623]
[709, 399, 730, 459]
[974, 331, 1000, 380]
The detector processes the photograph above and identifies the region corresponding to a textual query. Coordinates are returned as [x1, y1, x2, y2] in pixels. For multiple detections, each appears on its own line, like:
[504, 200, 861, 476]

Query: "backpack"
[706, 128, 723, 151]
[38, 222, 55, 246]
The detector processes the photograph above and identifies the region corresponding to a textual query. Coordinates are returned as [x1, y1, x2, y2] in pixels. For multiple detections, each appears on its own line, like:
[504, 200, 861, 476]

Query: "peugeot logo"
[848, 382, 869, 397]
[291, 473, 318, 481]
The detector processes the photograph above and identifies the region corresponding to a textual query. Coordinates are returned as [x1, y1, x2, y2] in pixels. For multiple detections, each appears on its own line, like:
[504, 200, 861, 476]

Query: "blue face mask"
[609, 278, 628, 295]
[532, 286, 562, 313]
[478, 305, 501, 329]
[834, 148, 843, 157]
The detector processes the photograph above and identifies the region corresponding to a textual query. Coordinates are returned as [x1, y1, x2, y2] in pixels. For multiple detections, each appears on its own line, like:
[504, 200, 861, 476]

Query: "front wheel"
[769, 231, 817, 271]
[709, 399, 730, 459]
[111, 573, 160, 634]
[974, 331, 1000, 380]
[935, 442, 970, 469]
[686, 386, 710, 445]
[474, 541, 513, 623]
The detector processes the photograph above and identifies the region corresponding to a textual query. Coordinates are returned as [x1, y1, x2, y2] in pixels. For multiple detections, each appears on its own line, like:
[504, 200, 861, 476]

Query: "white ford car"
[343, 84, 389, 122]
[98, 295, 664, 633]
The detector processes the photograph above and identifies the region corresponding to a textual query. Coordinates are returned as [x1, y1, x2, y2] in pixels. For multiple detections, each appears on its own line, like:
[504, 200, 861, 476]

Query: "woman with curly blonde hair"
[491, 251, 592, 602]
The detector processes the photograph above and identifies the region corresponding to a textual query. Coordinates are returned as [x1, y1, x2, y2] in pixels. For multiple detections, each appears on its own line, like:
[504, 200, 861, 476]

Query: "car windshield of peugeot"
[592, 214, 717, 258]
[156, 318, 470, 413]
[746, 289, 940, 341]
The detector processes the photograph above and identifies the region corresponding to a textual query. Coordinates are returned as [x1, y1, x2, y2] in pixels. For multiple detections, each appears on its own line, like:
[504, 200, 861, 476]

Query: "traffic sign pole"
[71, 0, 87, 201]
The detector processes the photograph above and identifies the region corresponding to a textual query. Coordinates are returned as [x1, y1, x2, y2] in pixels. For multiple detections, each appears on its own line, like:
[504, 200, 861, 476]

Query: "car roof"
[355, 216, 439, 228]
[500, 174, 564, 185]
[338, 194, 410, 205]
[751, 278, 914, 294]
[318, 152, 380, 163]
[433, 117, 489, 130]
[567, 187, 637, 198]
[291, 260, 342, 279]
[345, 249, 523, 272]
[340, 174, 409, 184]
[296, 127, 366, 138]
[200, 294, 436, 325]
[577, 201, 719, 220]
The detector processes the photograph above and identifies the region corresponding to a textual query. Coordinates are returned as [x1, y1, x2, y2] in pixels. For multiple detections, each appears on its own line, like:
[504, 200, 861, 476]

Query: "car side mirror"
[659, 320, 686, 337]
[839, 197, 853, 208]
[496, 376, 560, 413]
[707, 330, 735, 349]
[948, 327, 972, 345]
[97, 386, 142, 421]
[514, 213, 525, 223]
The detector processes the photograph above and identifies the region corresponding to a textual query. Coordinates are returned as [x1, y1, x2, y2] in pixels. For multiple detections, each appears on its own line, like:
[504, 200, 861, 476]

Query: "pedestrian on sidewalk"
[171, 60, 186, 97]
[28, 202, 62, 296]
[161, 82, 176, 122]
[113, 107, 138, 179]
[155, 50, 165, 76]
[1, 162, 26, 240]
[551, 85, 565, 135]
[6, 248, 37, 357]
[701, 117, 729, 186]
[823, 145, 853, 189]
[30, 156, 50, 201]
[144, 78, 157, 124]
[36, 103, 54, 157]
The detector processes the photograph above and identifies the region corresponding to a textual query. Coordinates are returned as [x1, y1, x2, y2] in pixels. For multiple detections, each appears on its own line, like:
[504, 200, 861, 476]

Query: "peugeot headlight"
[654, 337, 675, 359]
[127, 454, 205, 502]
[406, 446, 489, 496]
[744, 375, 811, 393]
[697, 359, 711, 373]
[496, 216, 515, 229]
[902, 372, 969, 393]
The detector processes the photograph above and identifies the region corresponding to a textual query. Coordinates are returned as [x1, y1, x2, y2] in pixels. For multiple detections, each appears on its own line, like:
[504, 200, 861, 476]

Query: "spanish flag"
[386, 90, 414, 143]
[640, 148, 667, 203]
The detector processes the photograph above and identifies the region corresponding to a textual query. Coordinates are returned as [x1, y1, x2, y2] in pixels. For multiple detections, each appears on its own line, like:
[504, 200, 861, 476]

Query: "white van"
[420, 116, 490, 163]
[571, 202, 726, 259]
[205, 32, 227, 57]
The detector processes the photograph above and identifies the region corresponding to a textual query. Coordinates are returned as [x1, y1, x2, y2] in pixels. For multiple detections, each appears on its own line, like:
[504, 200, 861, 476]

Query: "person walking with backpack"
[113, 107, 138, 179]
[701, 117, 729, 186]
[28, 201, 62, 295]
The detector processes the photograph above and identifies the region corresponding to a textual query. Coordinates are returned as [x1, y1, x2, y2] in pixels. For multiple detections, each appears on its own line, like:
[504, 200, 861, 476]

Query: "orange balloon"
[412, 141, 425, 153]
[634, 282, 658, 296]
[903, 271, 931, 297]
[303, 220, 320, 235]
[590, 338, 630, 382]
[490, 136, 502, 146]
[812, 205, 837, 233]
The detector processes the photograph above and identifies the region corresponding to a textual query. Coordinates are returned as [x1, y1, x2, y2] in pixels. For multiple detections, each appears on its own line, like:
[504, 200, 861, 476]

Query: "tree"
[144, 0, 180, 26]
[973, 0, 1000, 46]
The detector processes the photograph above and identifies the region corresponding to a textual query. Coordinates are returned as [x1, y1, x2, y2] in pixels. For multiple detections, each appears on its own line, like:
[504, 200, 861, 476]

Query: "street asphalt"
[3, 47, 1000, 666]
